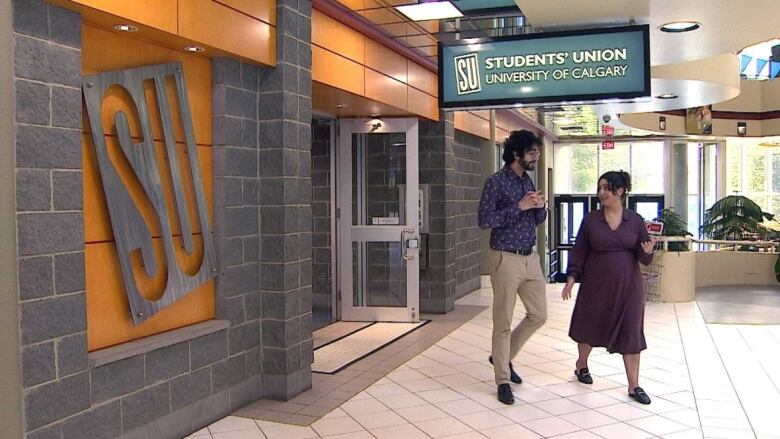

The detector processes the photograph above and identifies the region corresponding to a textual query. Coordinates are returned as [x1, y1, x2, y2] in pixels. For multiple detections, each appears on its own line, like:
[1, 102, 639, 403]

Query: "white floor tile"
[626, 414, 689, 436]
[370, 423, 428, 439]
[589, 422, 655, 439]
[374, 392, 429, 410]
[437, 399, 491, 417]
[559, 410, 619, 429]
[350, 409, 408, 429]
[311, 415, 365, 436]
[532, 398, 588, 416]
[394, 404, 450, 423]
[211, 430, 265, 439]
[415, 417, 474, 438]
[520, 416, 581, 437]
[258, 424, 318, 439]
[458, 410, 514, 430]
[480, 423, 541, 439]
[595, 402, 653, 422]
[209, 417, 262, 433]
[320, 432, 375, 439]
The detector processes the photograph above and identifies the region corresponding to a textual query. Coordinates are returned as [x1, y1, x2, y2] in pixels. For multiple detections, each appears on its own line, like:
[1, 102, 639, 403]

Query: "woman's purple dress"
[566, 208, 653, 354]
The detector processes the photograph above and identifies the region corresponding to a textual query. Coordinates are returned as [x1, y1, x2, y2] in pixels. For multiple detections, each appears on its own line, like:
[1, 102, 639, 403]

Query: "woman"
[562, 171, 656, 405]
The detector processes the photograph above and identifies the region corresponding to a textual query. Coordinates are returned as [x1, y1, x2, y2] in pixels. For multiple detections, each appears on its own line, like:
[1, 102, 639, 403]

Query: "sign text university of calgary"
[439, 25, 650, 109]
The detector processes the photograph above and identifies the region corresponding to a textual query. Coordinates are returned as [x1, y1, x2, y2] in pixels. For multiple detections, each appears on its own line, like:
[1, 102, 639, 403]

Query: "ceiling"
[336, 0, 780, 135]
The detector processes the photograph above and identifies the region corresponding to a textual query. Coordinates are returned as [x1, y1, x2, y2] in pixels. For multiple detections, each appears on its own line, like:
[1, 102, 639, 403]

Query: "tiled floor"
[191, 283, 780, 439]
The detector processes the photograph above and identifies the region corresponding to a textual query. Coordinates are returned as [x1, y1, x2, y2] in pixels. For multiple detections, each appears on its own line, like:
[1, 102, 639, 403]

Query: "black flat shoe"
[497, 383, 514, 405]
[629, 387, 651, 405]
[574, 367, 593, 384]
[489, 355, 522, 384]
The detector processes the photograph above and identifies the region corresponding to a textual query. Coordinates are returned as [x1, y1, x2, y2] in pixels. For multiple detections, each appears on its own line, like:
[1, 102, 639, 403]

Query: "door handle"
[401, 227, 415, 261]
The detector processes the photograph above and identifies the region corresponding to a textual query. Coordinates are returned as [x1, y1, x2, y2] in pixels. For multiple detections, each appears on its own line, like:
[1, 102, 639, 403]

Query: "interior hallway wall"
[453, 130, 487, 298]
[419, 112, 483, 313]
[311, 120, 332, 328]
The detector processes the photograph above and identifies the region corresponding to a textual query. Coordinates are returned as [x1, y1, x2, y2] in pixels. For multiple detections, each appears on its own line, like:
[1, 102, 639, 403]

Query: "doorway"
[336, 118, 421, 322]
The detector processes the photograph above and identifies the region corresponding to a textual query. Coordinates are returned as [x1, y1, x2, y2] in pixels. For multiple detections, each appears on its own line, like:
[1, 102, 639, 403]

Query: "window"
[554, 142, 665, 194]
[726, 137, 780, 216]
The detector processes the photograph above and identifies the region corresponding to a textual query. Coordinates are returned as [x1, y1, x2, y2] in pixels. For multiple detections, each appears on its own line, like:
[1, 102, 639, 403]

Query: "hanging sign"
[439, 25, 650, 109]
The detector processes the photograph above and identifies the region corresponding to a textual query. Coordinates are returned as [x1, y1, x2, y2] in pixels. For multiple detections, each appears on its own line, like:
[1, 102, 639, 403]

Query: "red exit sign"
[601, 140, 615, 150]
[602, 125, 614, 136]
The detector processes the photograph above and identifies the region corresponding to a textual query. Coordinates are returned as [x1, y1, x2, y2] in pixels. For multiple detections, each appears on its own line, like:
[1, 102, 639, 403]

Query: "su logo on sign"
[454, 53, 481, 95]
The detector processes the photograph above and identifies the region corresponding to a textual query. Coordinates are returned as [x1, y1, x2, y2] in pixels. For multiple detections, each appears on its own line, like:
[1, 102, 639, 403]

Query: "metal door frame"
[337, 118, 420, 322]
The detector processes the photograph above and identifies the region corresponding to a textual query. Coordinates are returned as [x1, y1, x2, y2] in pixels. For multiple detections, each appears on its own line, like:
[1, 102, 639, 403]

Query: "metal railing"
[657, 236, 779, 253]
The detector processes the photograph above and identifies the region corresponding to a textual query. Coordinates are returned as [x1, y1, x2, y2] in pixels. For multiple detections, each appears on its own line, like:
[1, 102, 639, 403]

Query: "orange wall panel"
[365, 69, 407, 111]
[83, 25, 215, 352]
[82, 26, 213, 146]
[407, 87, 438, 122]
[455, 111, 490, 139]
[364, 39, 407, 84]
[408, 61, 437, 97]
[179, 0, 275, 66]
[50, 0, 177, 33]
[84, 138, 213, 244]
[86, 239, 215, 350]
[311, 11, 365, 64]
[216, 0, 275, 24]
[312, 46, 365, 96]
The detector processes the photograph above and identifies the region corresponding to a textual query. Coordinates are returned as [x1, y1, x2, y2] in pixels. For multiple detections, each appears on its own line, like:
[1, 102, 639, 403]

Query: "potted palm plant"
[653, 208, 693, 251]
[701, 195, 774, 241]
[700, 195, 780, 281]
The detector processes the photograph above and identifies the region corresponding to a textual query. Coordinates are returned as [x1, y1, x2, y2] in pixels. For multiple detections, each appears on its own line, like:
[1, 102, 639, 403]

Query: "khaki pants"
[489, 249, 547, 385]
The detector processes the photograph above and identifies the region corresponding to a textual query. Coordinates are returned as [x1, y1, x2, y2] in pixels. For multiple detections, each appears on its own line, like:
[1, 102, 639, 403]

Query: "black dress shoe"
[497, 383, 514, 405]
[574, 367, 593, 384]
[629, 387, 651, 405]
[489, 355, 522, 384]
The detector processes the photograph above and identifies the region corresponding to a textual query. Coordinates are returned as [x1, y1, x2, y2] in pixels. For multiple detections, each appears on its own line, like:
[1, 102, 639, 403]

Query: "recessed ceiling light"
[659, 21, 701, 33]
[336, 104, 344, 108]
[395, 1, 463, 21]
[656, 93, 678, 99]
[184, 46, 205, 53]
[113, 24, 138, 32]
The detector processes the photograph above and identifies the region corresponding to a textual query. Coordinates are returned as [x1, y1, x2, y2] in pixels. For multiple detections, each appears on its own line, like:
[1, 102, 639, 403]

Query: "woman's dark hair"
[598, 171, 631, 200]
[501, 130, 541, 166]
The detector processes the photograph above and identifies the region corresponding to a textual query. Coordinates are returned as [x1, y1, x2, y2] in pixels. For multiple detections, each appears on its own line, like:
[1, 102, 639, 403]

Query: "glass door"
[337, 119, 420, 322]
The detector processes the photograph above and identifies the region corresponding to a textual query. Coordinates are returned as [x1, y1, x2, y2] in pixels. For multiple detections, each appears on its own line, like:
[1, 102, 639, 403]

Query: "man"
[478, 130, 548, 405]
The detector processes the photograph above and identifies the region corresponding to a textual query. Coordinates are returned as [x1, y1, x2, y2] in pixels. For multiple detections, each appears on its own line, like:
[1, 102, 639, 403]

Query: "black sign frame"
[437, 25, 651, 110]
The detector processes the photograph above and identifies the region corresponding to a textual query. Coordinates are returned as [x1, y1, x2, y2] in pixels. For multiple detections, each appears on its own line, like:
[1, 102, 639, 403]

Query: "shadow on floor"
[696, 284, 780, 324]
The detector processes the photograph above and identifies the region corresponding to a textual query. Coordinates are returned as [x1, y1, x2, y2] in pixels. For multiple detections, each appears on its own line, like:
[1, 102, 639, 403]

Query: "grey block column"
[419, 112, 485, 313]
[1, 0, 23, 437]
[212, 56, 264, 410]
[11, 0, 88, 437]
[257, 0, 313, 400]
[419, 112, 457, 313]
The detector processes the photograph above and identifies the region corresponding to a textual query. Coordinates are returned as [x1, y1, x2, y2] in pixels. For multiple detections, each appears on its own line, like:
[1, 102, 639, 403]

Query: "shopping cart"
[641, 240, 664, 303]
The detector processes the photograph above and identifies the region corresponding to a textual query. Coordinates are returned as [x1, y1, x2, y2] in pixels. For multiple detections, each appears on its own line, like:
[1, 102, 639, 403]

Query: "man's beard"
[521, 159, 536, 171]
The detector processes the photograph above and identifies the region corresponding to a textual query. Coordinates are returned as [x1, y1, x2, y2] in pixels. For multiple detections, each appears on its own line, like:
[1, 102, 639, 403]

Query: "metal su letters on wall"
[82, 62, 216, 325]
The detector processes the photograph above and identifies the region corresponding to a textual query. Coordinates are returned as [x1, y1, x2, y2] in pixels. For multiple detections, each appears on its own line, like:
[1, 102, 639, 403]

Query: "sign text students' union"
[438, 25, 650, 109]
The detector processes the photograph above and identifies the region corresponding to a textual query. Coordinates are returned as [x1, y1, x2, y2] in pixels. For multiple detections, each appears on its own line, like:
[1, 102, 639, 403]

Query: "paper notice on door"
[372, 217, 400, 225]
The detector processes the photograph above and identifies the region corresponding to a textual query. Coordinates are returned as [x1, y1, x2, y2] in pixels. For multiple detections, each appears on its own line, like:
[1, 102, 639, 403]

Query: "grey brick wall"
[256, 0, 313, 400]
[311, 120, 332, 328]
[12, 0, 314, 437]
[453, 130, 486, 298]
[418, 113, 483, 313]
[419, 113, 457, 313]
[13, 1, 90, 436]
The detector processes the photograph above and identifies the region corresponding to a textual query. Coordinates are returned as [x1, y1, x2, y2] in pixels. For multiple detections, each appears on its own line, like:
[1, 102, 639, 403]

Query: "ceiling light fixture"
[395, 1, 464, 21]
[113, 24, 138, 32]
[656, 93, 678, 99]
[659, 21, 701, 33]
[184, 46, 205, 53]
